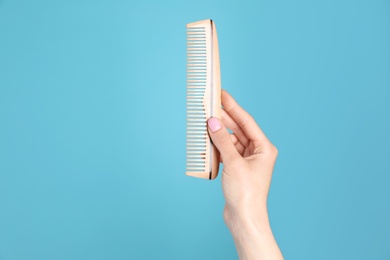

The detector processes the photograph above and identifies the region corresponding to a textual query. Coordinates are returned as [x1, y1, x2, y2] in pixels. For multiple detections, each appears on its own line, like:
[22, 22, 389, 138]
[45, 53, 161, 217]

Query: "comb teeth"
[186, 25, 210, 175]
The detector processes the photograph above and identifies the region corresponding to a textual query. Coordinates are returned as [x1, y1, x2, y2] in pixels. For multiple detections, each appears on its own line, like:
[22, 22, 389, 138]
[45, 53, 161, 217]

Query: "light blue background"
[0, 0, 389, 259]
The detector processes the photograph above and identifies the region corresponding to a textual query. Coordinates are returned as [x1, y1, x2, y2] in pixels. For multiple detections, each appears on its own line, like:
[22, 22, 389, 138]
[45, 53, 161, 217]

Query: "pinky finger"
[219, 134, 245, 163]
[230, 133, 245, 156]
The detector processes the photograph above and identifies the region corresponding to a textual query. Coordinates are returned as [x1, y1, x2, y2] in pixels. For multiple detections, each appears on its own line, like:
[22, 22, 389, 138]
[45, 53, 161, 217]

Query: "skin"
[207, 90, 283, 260]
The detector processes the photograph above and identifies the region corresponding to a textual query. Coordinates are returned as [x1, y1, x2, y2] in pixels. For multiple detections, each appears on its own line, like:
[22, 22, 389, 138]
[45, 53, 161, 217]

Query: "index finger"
[221, 90, 269, 146]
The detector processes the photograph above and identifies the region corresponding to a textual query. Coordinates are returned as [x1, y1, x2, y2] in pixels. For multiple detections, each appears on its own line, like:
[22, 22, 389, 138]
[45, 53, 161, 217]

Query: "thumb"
[207, 117, 241, 164]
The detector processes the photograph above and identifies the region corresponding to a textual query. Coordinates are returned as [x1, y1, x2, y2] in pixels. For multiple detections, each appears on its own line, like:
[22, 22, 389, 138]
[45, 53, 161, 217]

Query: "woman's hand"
[207, 90, 283, 260]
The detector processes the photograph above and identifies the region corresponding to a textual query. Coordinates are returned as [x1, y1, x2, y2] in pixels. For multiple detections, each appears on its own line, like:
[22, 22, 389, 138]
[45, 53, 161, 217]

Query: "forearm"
[226, 207, 283, 260]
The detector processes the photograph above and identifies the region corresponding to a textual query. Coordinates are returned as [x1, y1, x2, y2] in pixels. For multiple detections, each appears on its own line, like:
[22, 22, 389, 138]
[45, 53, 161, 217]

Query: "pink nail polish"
[208, 117, 222, 132]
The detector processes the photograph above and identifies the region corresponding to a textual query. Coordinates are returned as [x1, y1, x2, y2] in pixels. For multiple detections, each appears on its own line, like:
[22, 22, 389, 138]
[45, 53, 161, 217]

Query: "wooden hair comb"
[186, 19, 221, 180]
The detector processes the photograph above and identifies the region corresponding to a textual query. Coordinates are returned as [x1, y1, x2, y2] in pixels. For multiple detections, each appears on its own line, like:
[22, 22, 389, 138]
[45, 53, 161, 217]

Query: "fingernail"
[208, 117, 221, 132]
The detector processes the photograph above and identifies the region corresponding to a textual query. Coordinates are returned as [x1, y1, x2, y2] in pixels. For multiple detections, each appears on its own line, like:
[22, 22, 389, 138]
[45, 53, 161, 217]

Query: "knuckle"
[265, 143, 278, 159]
[218, 132, 231, 144]
[238, 117, 249, 129]
[270, 144, 279, 158]
[273, 145, 279, 157]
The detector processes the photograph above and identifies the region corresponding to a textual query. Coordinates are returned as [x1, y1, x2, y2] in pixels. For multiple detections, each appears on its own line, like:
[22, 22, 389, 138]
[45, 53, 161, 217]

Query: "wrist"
[224, 203, 272, 238]
[224, 204, 283, 260]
